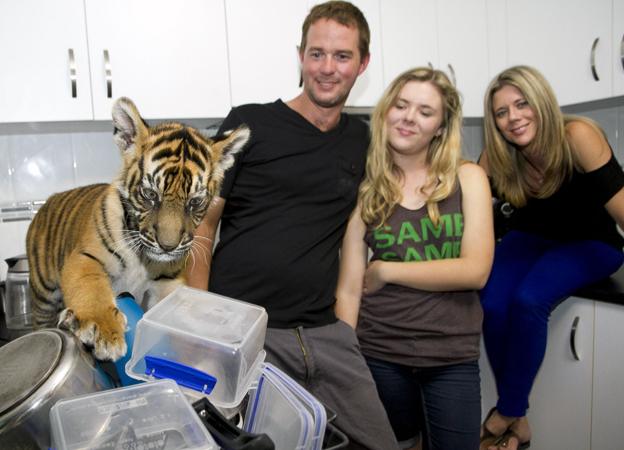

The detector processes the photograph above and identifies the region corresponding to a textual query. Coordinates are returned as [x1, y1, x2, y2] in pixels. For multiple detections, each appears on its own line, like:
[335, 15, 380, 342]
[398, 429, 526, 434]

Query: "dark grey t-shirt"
[357, 183, 483, 367]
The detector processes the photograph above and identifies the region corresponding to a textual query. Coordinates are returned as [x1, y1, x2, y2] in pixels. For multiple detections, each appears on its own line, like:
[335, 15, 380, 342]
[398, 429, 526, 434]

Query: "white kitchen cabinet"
[613, 0, 624, 97]
[592, 301, 624, 450]
[226, 0, 309, 107]
[0, 0, 93, 123]
[380, 0, 498, 117]
[480, 296, 594, 450]
[340, 0, 384, 108]
[504, 0, 612, 106]
[85, 0, 231, 120]
[379, 0, 438, 89]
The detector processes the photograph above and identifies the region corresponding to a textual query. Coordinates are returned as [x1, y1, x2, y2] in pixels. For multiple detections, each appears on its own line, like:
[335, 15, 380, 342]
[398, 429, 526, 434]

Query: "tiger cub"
[26, 97, 249, 361]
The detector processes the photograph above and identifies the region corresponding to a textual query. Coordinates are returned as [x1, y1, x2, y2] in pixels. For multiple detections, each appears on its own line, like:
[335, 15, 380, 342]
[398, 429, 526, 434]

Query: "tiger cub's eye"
[141, 187, 158, 202]
[188, 196, 204, 208]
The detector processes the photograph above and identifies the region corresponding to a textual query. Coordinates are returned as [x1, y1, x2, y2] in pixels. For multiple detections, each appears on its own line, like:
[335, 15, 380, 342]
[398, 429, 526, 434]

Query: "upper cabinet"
[0, 0, 93, 122]
[0, 0, 231, 123]
[1, 1, 622, 124]
[504, 0, 612, 106]
[226, 0, 308, 107]
[380, 0, 497, 117]
[85, 0, 231, 120]
[614, 0, 624, 97]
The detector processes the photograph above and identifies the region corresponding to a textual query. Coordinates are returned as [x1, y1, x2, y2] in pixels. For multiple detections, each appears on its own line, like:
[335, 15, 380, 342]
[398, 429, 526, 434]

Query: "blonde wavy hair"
[359, 67, 463, 228]
[483, 65, 579, 207]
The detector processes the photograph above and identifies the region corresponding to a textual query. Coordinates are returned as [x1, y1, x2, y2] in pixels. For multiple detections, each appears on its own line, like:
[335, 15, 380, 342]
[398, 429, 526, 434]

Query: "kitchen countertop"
[574, 265, 624, 306]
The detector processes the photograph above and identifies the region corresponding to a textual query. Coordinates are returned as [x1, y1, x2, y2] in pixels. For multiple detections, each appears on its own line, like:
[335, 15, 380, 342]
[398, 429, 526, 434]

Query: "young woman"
[479, 65, 624, 450]
[335, 67, 494, 450]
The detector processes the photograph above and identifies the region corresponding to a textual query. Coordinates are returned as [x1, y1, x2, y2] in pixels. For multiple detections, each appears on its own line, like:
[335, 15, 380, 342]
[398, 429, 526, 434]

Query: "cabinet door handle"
[570, 315, 581, 361]
[620, 33, 624, 71]
[447, 63, 456, 86]
[590, 37, 600, 81]
[103, 49, 113, 98]
[68, 48, 77, 98]
[296, 45, 303, 87]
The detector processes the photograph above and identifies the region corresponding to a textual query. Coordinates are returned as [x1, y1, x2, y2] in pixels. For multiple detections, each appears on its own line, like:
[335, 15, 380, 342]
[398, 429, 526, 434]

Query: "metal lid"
[5, 254, 28, 273]
[0, 330, 63, 415]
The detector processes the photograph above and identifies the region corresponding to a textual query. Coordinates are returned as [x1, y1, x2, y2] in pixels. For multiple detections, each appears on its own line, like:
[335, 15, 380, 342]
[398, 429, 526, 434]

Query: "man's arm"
[184, 197, 225, 290]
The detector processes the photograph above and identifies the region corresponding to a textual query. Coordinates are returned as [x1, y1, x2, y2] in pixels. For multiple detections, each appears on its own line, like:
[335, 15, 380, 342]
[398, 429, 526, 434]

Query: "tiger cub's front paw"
[58, 307, 128, 361]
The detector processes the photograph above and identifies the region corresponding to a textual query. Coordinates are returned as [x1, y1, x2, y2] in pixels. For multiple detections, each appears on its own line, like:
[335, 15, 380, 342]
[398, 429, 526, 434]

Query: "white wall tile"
[72, 131, 122, 186]
[8, 133, 75, 202]
[0, 219, 31, 280]
[581, 107, 618, 159]
[0, 137, 14, 204]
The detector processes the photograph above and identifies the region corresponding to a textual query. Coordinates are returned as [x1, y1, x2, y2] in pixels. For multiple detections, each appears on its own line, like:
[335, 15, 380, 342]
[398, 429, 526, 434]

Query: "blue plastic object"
[144, 355, 217, 394]
[114, 292, 144, 386]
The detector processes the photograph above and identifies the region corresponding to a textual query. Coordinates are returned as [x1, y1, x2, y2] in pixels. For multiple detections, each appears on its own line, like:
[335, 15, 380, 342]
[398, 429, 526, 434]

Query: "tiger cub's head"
[111, 97, 249, 263]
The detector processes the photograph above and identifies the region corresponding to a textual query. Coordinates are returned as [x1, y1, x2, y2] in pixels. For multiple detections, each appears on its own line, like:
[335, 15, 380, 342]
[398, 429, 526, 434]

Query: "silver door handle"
[570, 316, 581, 361]
[590, 37, 600, 81]
[620, 33, 624, 71]
[447, 63, 456, 86]
[68, 48, 77, 98]
[103, 49, 112, 98]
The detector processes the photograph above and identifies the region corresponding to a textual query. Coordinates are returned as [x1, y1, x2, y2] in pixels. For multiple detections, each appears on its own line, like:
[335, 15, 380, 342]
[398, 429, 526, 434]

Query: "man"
[187, 2, 399, 449]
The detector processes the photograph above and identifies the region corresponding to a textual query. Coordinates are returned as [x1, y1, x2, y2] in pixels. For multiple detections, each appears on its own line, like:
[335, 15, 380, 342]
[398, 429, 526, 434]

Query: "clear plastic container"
[244, 363, 327, 450]
[125, 286, 268, 408]
[50, 379, 218, 450]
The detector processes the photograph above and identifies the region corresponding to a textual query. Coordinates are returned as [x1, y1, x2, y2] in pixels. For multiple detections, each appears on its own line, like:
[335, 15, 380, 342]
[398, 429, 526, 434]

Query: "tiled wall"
[0, 99, 623, 279]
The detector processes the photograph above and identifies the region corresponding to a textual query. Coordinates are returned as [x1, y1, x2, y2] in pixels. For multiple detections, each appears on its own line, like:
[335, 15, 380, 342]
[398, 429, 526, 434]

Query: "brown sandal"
[495, 429, 531, 450]
[480, 408, 504, 450]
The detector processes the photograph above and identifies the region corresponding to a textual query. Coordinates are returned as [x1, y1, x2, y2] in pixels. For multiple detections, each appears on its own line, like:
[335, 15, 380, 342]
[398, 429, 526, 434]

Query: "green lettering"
[381, 251, 401, 261]
[453, 213, 464, 237]
[453, 241, 461, 257]
[404, 247, 423, 261]
[373, 226, 395, 249]
[397, 221, 421, 245]
[424, 242, 454, 260]
[421, 214, 452, 240]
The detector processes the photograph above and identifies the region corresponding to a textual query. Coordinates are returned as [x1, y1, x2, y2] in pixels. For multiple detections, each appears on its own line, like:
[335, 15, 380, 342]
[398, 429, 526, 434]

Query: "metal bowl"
[0, 329, 114, 449]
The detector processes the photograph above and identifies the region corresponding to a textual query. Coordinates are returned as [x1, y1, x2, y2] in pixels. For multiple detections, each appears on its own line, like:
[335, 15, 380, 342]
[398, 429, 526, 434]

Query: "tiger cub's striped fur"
[26, 97, 249, 361]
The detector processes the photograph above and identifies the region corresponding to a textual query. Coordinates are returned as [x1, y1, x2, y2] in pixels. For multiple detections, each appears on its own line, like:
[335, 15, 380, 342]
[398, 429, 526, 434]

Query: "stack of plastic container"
[49, 287, 345, 450]
[245, 363, 327, 450]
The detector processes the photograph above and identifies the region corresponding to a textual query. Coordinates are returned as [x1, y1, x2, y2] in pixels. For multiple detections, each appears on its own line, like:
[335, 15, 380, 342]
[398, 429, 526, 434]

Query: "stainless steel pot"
[0, 329, 114, 449]
[3, 254, 32, 331]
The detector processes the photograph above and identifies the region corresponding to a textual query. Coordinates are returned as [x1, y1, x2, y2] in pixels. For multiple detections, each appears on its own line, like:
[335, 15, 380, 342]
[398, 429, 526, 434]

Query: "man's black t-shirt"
[210, 100, 369, 328]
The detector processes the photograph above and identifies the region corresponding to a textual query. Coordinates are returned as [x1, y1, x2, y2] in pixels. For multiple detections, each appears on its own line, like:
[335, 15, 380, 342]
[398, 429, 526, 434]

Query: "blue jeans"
[366, 356, 481, 450]
[481, 231, 624, 417]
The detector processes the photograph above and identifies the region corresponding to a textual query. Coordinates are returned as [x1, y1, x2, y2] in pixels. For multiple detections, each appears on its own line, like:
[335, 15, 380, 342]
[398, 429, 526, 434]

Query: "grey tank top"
[357, 183, 483, 367]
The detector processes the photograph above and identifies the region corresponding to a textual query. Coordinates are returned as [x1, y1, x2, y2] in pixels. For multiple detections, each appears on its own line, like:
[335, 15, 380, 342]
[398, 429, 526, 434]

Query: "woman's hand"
[364, 260, 387, 294]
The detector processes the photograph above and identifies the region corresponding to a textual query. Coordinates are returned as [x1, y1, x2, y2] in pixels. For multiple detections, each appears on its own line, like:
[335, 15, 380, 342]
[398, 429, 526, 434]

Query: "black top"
[210, 100, 369, 328]
[498, 153, 624, 249]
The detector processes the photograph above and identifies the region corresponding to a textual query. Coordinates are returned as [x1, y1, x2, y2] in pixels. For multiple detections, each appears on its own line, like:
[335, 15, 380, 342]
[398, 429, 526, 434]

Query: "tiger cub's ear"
[112, 97, 149, 153]
[209, 125, 251, 182]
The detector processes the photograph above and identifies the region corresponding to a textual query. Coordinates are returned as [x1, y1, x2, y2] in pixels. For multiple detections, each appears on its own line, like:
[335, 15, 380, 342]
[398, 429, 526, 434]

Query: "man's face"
[300, 18, 369, 109]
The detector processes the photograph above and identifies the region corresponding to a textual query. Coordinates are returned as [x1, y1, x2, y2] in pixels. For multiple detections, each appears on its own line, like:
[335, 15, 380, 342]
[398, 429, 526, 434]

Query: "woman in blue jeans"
[479, 66, 624, 450]
[335, 67, 494, 450]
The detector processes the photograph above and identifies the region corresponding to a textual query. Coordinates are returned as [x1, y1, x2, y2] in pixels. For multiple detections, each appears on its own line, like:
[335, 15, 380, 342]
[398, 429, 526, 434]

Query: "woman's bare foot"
[482, 410, 516, 438]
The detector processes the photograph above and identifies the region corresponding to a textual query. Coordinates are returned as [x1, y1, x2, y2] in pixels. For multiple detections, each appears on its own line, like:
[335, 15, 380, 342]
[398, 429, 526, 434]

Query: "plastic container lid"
[245, 363, 327, 450]
[50, 379, 218, 450]
[125, 286, 268, 408]
[263, 364, 327, 450]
